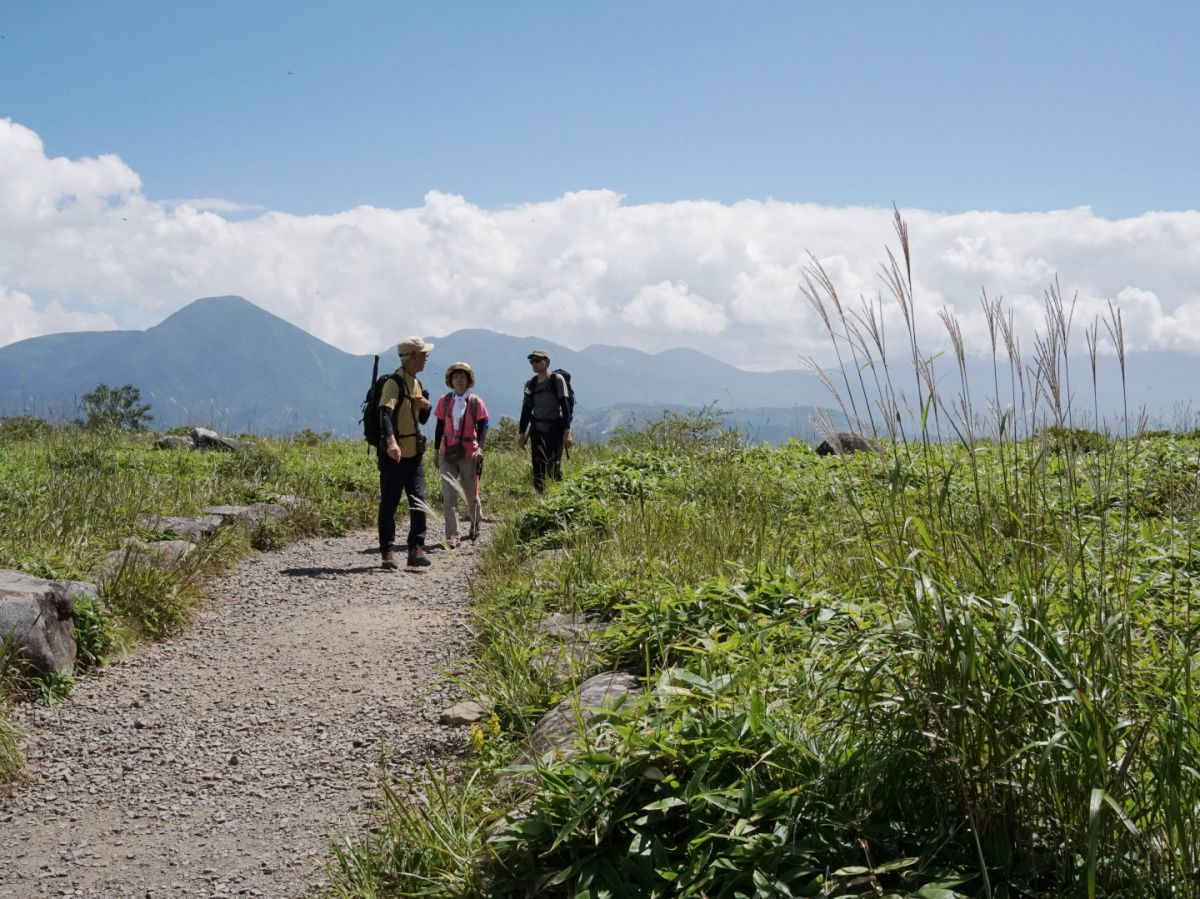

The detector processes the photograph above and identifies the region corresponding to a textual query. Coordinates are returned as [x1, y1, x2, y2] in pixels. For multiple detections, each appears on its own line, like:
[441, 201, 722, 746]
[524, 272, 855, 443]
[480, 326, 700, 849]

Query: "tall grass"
[0, 704, 20, 782]
[328, 219, 1200, 897]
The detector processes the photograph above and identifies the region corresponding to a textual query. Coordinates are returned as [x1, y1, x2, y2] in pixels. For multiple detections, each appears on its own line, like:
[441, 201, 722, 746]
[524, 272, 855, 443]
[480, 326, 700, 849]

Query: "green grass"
[326, 222, 1200, 897]
[0, 704, 20, 782]
[334, 433, 1200, 897]
[0, 426, 485, 782]
[0, 423, 554, 785]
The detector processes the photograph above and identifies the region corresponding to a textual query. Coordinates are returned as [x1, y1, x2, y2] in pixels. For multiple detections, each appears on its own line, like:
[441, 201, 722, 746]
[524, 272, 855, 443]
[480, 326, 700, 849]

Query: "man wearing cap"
[518, 348, 573, 492]
[378, 336, 434, 569]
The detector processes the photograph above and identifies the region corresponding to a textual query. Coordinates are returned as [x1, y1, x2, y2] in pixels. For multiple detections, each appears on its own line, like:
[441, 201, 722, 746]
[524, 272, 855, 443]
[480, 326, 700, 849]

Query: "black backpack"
[361, 354, 404, 445]
[525, 369, 576, 421]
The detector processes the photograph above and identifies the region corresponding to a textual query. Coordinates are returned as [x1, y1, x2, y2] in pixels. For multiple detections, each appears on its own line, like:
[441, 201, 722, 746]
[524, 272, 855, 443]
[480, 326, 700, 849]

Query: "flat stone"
[202, 505, 256, 526]
[439, 701, 488, 727]
[135, 513, 226, 543]
[96, 540, 197, 583]
[202, 504, 290, 529]
[531, 642, 603, 686]
[534, 612, 606, 641]
[155, 435, 194, 450]
[247, 503, 290, 526]
[522, 671, 641, 763]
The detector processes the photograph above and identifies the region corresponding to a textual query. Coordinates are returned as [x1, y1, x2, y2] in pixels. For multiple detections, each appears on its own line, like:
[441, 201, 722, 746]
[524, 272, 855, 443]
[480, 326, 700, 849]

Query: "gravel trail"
[0, 522, 483, 898]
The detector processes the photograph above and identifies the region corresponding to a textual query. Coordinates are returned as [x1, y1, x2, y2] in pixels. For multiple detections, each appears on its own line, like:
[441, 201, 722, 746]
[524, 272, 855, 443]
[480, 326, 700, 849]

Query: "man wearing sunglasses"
[517, 348, 573, 492]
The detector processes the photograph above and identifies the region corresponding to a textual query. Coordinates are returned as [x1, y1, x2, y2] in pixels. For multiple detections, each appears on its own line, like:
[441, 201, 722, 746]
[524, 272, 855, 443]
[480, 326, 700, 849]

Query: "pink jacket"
[434, 392, 489, 455]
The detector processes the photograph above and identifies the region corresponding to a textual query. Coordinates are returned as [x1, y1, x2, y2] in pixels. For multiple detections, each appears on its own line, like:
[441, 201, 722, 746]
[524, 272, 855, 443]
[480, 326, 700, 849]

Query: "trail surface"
[1, 522, 481, 898]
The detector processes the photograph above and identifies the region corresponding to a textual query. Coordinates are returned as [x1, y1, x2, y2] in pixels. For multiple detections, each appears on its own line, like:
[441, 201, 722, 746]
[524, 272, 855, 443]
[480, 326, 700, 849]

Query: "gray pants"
[438, 454, 481, 538]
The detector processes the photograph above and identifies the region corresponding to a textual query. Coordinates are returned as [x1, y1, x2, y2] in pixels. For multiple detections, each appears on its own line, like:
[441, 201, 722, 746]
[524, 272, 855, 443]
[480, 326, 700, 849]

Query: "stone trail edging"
[2, 497, 300, 676]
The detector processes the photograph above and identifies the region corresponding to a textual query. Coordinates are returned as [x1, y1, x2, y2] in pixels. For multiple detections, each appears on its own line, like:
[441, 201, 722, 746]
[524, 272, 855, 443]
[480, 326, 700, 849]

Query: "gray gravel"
[0, 520, 484, 898]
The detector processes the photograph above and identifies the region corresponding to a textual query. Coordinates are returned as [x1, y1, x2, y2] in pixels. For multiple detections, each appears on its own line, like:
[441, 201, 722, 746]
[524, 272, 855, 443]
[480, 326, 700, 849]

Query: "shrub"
[1040, 425, 1109, 454]
[610, 404, 739, 453]
[0, 415, 52, 445]
[488, 416, 520, 451]
[73, 593, 118, 671]
[291, 428, 331, 446]
[81, 383, 153, 431]
[100, 561, 203, 639]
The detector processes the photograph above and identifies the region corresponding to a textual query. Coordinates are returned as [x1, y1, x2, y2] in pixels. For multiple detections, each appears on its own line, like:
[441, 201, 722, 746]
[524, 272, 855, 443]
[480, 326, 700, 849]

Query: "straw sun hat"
[444, 362, 476, 388]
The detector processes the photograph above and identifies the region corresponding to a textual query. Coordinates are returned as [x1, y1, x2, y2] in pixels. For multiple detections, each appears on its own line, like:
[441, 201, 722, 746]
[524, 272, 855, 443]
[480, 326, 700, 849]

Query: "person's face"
[451, 371, 469, 392]
[529, 356, 548, 372]
[409, 350, 428, 373]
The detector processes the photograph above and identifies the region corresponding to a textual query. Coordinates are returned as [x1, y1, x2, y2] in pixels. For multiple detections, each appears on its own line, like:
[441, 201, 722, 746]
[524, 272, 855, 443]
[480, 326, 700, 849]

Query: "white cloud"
[3, 117, 1200, 369]
[0, 286, 119, 347]
[622, 281, 727, 335]
[169, 198, 267, 214]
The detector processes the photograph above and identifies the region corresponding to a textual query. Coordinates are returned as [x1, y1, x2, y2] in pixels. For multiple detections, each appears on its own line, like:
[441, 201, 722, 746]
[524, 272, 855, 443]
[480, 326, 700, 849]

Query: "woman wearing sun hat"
[433, 362, 490, 547]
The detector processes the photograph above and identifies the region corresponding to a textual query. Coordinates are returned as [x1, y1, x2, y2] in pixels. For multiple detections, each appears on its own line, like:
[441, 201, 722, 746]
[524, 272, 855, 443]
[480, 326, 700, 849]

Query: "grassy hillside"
[328, 416, 1200, 898]
[327, 235, 1200, 897]
[0, 422, 541, 784]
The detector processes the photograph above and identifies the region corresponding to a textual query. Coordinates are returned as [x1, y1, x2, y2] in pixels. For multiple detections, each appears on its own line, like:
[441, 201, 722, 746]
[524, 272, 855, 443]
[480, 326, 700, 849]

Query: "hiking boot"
[466, 527, 479, 542]
[381, 548, 399, 570]
[444, 535, 459, 549]
[407, 546, 432, 568]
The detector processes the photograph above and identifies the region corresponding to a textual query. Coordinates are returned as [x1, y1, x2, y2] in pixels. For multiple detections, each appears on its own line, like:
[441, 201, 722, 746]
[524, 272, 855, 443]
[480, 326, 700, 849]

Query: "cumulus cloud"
[0, 285, 119, 347]
[3, 117, 1200, 370]
[622, 281, 727, 335]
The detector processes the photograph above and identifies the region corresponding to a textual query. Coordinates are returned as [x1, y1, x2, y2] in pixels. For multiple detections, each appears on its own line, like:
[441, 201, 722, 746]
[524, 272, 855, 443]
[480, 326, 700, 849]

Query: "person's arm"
[518, 386, 533, 445]
[414, 379, 432, 424]
[434, 417, 445, 451]
[555, 375, 572, 429]
[379, 377, 402, 460]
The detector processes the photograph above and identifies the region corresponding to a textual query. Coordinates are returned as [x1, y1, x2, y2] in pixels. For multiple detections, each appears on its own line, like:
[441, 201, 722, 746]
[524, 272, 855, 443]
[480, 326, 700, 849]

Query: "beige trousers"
[438, 453, 481, 538]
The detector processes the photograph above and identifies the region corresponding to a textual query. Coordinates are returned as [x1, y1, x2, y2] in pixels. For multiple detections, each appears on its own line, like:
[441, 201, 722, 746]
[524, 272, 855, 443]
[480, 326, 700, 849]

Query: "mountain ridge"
[0, 296, 835, 440]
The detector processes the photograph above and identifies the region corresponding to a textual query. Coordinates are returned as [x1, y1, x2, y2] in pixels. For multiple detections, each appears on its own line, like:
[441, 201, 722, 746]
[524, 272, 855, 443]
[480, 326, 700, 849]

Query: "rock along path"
[0, 521, 484, 898]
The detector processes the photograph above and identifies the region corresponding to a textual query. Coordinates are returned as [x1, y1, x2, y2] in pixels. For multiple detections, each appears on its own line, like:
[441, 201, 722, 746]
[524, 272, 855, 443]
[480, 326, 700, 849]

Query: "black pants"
[378, 452, 427, 552]
[530, 425, 566, 493]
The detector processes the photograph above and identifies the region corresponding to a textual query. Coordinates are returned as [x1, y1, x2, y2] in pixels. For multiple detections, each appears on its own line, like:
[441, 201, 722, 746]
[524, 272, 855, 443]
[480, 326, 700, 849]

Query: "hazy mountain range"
[3, 295, 1196, 442]
[0, 296, 838, 442]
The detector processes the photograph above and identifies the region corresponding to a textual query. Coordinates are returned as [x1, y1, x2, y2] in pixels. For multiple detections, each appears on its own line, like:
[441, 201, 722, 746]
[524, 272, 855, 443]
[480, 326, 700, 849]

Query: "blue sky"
[2, 2, 1199, 366]
[5, 1, 1197, 217]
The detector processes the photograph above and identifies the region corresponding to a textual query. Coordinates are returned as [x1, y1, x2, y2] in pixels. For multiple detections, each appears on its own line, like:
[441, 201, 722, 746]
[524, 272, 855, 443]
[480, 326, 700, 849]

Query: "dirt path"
[0, 521, 483, 898]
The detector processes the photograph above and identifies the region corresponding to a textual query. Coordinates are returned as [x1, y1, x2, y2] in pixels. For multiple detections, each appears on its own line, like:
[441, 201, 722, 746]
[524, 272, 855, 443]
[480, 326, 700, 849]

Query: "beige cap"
[396, 336, 435, 357]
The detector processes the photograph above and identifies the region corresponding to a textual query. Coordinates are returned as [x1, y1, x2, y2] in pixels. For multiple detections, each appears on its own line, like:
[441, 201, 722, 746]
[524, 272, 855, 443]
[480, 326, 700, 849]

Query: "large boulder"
[815, 431, 880, 456]
[0, 571, 88, 675]
[189, 427, 255, 453]
[155, 434, 194, 450]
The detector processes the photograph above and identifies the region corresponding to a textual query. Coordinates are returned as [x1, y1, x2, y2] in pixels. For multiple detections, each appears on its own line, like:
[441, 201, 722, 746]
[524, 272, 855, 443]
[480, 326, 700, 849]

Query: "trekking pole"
[367, 354, 379, 456]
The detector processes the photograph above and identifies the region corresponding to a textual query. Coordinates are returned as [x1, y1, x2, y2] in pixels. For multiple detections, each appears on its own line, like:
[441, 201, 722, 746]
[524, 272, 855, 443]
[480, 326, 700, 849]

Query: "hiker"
[433, 362, 490, 548]
[517, 348, 574, 492]
[377, 336, 434, 569]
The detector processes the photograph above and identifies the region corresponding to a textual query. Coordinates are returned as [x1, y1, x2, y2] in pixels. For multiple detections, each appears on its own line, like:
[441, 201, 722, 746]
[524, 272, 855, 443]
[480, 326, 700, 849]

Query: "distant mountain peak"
[155, 295, 259, 323]
[150, 295, 309, 340]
